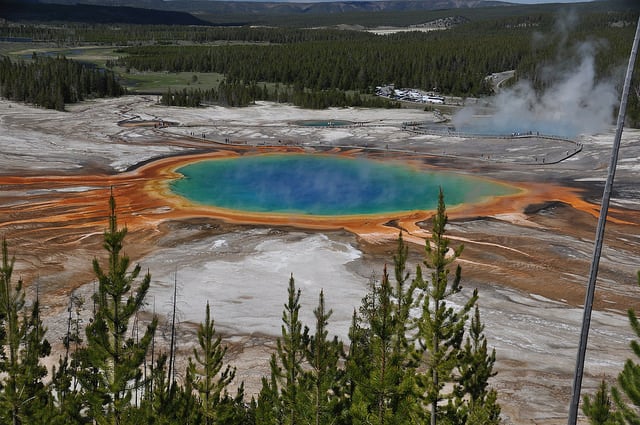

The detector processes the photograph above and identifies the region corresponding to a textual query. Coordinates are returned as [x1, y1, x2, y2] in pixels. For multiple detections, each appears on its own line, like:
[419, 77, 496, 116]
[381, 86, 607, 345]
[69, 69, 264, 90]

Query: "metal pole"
[567, 15, 640, 425]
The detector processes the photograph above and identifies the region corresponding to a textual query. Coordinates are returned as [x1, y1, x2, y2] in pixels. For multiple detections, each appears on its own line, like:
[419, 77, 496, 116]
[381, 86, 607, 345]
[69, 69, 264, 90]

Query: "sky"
[265, 0, 597, 3]
[507, 0, 593, 3]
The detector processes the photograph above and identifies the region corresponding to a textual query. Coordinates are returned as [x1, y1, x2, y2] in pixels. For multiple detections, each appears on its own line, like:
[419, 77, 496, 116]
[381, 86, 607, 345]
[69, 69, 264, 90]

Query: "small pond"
[295, 120, 353, 127]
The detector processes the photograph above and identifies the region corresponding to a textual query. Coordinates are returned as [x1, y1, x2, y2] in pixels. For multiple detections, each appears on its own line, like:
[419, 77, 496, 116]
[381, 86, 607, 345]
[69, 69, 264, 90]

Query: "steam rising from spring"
[453, 14, 620, 138]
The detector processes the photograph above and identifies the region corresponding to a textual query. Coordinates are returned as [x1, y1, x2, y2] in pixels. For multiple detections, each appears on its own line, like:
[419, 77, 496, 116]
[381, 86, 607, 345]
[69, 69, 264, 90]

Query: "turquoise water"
[170, 155, 518, 216]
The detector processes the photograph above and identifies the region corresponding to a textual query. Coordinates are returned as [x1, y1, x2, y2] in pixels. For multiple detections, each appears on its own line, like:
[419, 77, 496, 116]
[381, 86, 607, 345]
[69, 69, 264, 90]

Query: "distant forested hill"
[1, 0, 510, 28]
[28, 0, 512, 16]
[0, 0, 522, 27]
[0, 1, 212, 25]
[5, 0, 638, 27]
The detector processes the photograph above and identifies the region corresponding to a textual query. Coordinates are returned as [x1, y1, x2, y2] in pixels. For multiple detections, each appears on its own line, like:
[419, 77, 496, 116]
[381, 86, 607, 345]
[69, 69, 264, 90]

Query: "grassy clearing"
[2, 45, 121, 65]
[118, 70, 226, 93]
[65, 46, 122, 68]
[0, 42, 229, 95]
[0, 42, 54, 57]
[1, 44, 224, 93]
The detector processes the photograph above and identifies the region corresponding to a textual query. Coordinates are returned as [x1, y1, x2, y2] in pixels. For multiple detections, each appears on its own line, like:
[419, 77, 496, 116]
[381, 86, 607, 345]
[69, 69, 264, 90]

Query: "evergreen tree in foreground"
[187, 301, 241, 425]
[49, 292, 85, 424]
[0, 238, 52, 425]
[457, 305, 501, 423]
[258, 275, 308, 425]
[347, 235, 420, 425]
[582, 379, 618, 425]
[609, 271, 640, 424]
[412, 189, 483, 424]
[344, 191, 500, 425]
[74, 194, 158, 425]
[583, 271, 640, 425]
[301, 290, 344, 425]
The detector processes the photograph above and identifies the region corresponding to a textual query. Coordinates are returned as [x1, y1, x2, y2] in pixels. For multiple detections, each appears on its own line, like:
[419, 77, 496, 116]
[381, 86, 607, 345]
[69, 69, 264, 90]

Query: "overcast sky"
[507, 0, 593, 3]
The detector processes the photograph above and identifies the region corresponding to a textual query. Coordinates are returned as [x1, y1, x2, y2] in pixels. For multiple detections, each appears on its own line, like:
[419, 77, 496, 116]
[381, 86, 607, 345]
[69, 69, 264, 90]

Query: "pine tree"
[345, 306, 366, 418]
[583, 379, 619, 425]
[140, 352, 190, 424]
[49, 292, 85, 424]
[346, 234, 420, 425]
[16, 296, 53, 423]
[0, 238, 52, 425]
[349, 267, 401, 425]
[277, 275, 308, 425]
[257, 275, 308, 425]
[390, 233, 420, 425]
[413, 189, 477, 425]
[457, 305, 501, 424]
[74, 194, 158, 425]
[302, 290, 344, 425]
[187, 301, 237, 425]
[256, 367, 282, 425]
[133, 351, 201, 425]
[610, 271, 640, 424]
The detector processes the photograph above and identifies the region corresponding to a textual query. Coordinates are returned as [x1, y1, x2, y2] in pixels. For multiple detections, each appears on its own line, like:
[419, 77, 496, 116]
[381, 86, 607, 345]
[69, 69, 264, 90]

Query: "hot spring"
[169, 154, 519, 216]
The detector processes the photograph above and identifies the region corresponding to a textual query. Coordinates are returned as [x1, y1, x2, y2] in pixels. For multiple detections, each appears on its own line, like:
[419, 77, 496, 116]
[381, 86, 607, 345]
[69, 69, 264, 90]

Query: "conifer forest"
[1, 6, 640, 123]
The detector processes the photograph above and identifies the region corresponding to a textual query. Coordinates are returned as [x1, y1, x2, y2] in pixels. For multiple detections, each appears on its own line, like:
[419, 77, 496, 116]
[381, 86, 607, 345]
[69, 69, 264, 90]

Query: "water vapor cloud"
[452, 14, 620, 138]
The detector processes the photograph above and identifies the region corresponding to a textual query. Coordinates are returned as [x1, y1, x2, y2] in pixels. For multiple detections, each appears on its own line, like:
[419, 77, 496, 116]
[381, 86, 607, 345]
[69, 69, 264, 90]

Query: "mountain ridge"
[27, 0, 514, 18]
[0, 1, 214, 25]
